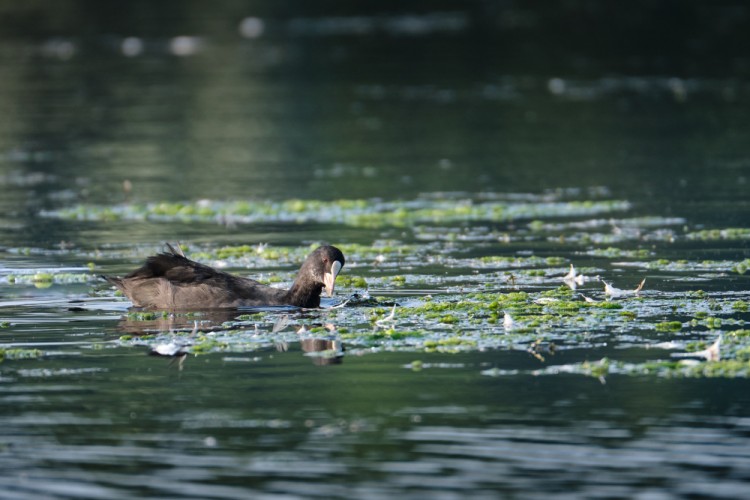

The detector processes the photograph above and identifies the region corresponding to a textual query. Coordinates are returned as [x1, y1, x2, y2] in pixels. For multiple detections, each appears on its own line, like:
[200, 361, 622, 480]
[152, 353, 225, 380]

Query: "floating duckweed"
[686, 228, 750, 241]
[438, 336, 472, 346]
[192, 339, 227, 354]
[338, 275, 369, 288]
[686, 360, 750, 378]
[685, 341, 706, 352]
[477, 255, 564, 269]
[528, 220, 545, 231]
[33, 272, 52, 283]
[546, 301, 582, 313]
[545, 256, 566, 266]
[541, 286, 574, 299]
[582, 358, 612, 380]
[365, 329, 421, 340]
[41, 196, 632, 229]
[487, 356, 750, 379]
[0, 348, 44, 361]
[501, 292, 529, 302]
[337, 242, 420, 257]
[439, 314, 459, 324]
[190, 244, 294, 262]
[733, 301, 749, 312]
[592, 302, 623, 310]
[655, 321, 683, 332]
[586, 247, 652, 259]
[4, 271, 92, 286]
[706, 317, 722, 329]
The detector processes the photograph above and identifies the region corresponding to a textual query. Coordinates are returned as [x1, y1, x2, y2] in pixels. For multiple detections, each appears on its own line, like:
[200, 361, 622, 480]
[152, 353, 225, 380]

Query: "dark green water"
[2, 3, 750, 498]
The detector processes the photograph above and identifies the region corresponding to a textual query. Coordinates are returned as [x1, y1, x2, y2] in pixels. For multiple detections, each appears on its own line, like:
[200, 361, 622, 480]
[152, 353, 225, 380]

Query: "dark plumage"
[103, 244, 345, 310]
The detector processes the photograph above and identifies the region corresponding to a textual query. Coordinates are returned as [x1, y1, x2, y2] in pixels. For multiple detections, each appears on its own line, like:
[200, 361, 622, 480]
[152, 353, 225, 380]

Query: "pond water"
[2, 3, 750, 498]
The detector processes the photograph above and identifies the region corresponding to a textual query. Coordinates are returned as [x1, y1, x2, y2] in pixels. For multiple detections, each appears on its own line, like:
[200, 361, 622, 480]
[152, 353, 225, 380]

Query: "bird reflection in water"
[270, 318, 345, 366]
[120, 311, 345, 368]
[116, 309, 238, 335]
[301, 337, 345, 366]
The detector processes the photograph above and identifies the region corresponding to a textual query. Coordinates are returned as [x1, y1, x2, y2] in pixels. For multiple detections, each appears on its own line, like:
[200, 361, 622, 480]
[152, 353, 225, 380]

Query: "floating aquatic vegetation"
[2, 269, 93, 287]
[685, 228, 750, 241]
[482, 341, 750, 380]
[528, 217, 684, 246]
[16, 367, 108, 378]
[16, 189, 750, 379]
[40, 196, 633, 228]
[105, 276, 750, 377]
[672, 336, 721, 361]
[734, 259, 750, 275]
[654, 321, 683, 332]
[613, 258, 750, 275]
[583, 247, 653, 259]
[0, 348, 44, 362]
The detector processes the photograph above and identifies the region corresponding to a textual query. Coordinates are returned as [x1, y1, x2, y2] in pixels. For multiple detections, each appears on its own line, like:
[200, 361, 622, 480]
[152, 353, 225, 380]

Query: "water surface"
[2, 3, 750, 498]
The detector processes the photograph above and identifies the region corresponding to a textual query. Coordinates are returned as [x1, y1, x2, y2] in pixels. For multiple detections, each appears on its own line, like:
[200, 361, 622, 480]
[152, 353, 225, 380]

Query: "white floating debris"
[580, 294, 599, 304]
[650, 341, 683, 350]
[326, 299, 350, 309]
[563, 264, 589, 289]
[603, 278, 646, 297]
[564, 264, 577, 281]
[534, 297, 559, 305]
[503, 311, 515, 331]
[672, 336, 721, 362]
[376, 304, 397, 325]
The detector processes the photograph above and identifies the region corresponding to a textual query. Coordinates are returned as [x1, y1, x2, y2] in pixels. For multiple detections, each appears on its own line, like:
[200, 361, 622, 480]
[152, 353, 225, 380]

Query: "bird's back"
[104, 249, 286, 309]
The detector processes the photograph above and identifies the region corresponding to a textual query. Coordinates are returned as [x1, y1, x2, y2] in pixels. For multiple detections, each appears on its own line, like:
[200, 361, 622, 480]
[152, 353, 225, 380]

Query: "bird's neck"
[286, 279, 323, 308]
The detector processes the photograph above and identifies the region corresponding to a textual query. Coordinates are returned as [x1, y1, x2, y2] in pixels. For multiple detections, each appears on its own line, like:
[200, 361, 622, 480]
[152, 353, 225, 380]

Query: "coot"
[103, 244, 345, 310]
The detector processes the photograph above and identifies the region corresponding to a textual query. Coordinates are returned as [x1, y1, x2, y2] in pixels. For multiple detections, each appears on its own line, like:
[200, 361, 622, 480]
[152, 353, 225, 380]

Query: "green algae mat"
[3, 191, 742, 380]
